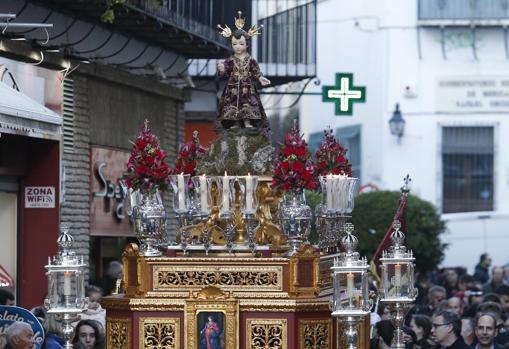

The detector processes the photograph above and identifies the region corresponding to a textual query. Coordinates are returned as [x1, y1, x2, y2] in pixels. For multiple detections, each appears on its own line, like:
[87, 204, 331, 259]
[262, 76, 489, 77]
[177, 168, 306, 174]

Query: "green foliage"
[196, 129, 274, 176]
[101, 9, 115, 24]
[351, 191, 447, 273]
[101, 0, 126, 24]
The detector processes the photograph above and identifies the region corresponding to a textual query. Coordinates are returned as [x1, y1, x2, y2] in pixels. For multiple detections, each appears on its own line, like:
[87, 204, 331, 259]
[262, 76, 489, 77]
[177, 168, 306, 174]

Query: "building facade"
[0, 0, 231, 308]
[300, 0, 509, 269]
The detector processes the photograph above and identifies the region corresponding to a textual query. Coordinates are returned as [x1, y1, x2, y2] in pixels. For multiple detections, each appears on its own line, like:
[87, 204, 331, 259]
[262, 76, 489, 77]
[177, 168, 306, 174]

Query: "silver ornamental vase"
[132, 189, 167, 257]
[278, 189, 312, 255]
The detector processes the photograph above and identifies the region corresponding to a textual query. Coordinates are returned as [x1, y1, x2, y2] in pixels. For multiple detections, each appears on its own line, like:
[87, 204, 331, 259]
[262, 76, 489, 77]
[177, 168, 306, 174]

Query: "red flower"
[272, 124, 318, 192]
[171, 131, 208, 181]
[315, 128, 352, 177]
[292, 160, 304, 173]
[295, 146, 306, 158]
[124, 120, 170, 193]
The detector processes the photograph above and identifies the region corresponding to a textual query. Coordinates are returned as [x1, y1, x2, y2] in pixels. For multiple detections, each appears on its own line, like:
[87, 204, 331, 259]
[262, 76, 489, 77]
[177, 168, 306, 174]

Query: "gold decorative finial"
[235, 11, 245, 30]
[248, 24, 264, 37]
[217, 10, 264, 38]
[217, 24, 232, 38]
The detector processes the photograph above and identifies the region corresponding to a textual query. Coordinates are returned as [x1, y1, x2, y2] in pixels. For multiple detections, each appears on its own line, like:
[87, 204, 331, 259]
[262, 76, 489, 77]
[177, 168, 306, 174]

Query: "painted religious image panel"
[198, 311, 226, 349]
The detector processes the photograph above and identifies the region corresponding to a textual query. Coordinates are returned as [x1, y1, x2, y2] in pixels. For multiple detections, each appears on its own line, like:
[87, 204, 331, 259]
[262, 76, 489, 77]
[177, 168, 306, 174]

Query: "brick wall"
[61, 64, 188, 279]
[61, 74, 91, 271]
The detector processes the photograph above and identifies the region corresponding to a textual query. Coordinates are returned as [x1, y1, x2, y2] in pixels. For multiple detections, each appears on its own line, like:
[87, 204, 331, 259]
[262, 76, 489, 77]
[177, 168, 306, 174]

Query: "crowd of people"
[3, 255, 509, 349]
[0, 261, 122, 349]
[372, 253, 509, 349]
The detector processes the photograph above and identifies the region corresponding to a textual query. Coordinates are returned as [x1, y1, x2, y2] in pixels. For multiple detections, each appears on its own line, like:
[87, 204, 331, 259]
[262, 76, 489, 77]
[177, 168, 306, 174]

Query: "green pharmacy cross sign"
[322, 73, 366, 116]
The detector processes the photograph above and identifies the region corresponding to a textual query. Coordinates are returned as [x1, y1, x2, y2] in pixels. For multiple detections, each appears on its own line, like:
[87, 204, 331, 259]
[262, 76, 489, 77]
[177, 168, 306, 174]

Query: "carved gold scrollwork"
[246, 319, 287, 349]
[155, 266, 282, 292]
[299, 319, 332, 349]
[107, 318, 130, 349]
[140, 318, 180, 349]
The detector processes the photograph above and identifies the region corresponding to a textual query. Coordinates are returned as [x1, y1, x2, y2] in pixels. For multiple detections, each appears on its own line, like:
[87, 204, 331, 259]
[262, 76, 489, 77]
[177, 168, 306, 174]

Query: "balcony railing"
[418, 0, 509, 24]
[126, 0, 229, 47]
[257, 0, 317, 83]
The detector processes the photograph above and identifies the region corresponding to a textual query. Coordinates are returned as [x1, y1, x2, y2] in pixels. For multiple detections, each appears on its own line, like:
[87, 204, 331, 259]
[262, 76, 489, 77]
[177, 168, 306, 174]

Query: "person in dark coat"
[430, 310, 470, 349]
[474, 254, 492, 284]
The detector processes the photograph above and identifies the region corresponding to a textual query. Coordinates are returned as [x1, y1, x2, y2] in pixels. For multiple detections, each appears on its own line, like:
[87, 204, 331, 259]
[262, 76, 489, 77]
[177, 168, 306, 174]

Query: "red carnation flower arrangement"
[315, 128, 352, 177]
[272, 124, 318, 191]
[125, 120, 170, 193]
[172, 130, 207, 179]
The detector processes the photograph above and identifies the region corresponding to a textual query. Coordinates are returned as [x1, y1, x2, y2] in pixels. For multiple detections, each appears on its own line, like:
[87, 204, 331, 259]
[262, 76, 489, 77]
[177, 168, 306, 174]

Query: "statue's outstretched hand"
[217, 60, 225, 74]
[259, 76, 271, 86]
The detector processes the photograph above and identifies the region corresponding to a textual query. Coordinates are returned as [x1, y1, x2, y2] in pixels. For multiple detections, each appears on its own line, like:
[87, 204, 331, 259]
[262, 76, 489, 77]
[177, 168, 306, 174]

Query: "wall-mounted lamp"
[389, 104, 405, 143]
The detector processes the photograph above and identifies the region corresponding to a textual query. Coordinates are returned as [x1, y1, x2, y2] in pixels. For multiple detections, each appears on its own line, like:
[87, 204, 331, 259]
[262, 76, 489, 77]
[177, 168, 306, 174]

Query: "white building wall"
[301, 0, 509, 270]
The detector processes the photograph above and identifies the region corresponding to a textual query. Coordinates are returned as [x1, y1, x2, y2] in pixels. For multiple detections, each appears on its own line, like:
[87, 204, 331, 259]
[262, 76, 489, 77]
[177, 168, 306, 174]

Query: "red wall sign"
[90, 146, 134, 237]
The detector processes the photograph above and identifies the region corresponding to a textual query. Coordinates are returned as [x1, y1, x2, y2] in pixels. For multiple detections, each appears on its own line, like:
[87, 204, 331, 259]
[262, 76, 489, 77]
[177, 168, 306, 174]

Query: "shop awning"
[0, 82, 62, 140]
[0, 264, 14, 288]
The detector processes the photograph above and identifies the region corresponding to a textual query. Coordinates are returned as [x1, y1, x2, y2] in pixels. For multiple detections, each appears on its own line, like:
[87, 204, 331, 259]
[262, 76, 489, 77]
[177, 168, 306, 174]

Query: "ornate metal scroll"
[107, 318, 131, 349]
[246, 319, 287, 349]
[140, 318, 180, 349]
[298, 319, 332, 349]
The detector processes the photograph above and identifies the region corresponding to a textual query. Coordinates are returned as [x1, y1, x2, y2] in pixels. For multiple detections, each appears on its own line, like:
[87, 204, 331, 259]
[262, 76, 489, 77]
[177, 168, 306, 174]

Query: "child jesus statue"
[216, 12, 271, 130]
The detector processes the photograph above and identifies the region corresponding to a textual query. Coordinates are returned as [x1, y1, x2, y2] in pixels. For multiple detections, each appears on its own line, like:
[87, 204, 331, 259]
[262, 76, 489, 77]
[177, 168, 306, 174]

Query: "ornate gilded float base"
[104, 243, 370, 349]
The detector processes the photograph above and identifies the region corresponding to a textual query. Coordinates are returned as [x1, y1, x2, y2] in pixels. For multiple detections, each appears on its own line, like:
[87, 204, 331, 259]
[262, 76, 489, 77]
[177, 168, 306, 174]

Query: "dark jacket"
[435, 337, 470, 349]
[474, 264, 490, 284]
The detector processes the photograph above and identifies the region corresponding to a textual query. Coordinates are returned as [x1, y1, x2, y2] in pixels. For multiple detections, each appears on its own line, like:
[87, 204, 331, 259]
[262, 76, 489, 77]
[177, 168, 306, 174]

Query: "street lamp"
[379, 220, 417, 349]
[389, 104, 405, 143]
[45, 224, 87, 349]
[330, 223, 372, 349]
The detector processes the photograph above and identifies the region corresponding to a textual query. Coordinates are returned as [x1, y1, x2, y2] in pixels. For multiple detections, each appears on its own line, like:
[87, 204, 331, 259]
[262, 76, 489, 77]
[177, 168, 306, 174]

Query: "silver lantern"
[380, 220, 417, 349]
[330, 223, 372, 349]
[45, 224, 87, 349]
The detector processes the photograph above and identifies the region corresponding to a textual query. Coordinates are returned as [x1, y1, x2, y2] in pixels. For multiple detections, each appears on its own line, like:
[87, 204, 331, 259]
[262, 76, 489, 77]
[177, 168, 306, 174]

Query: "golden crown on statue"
[217, 11, 264, 38]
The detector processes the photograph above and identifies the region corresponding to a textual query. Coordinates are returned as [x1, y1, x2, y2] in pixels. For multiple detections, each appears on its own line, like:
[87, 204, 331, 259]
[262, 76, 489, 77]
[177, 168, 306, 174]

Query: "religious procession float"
[43, 11, 418, 349]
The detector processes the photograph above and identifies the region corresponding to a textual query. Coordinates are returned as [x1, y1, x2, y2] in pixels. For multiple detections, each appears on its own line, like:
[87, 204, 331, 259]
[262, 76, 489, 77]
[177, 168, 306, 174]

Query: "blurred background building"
[0, 0, 317, 308]
[300, 0, 509, 269]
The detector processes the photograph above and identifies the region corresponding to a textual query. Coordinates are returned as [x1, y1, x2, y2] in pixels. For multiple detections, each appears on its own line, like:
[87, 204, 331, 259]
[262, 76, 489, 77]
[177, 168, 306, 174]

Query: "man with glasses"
[431, 310, 470, 349]
[474, 313, 501, 349]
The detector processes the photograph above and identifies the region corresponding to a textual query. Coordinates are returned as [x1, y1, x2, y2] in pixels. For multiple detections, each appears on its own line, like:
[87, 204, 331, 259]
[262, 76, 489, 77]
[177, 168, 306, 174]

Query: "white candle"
[178, 173, 185, 210]
[222, 172, 230, 212]
[326, 174, 333, 210]
[346, 273, 354, 300]
[199, 174, 208, 212]
[246, 173, 253, 212]
[63, 272, 72, 296]
[394, 264, 402, 287]
[337, 175, 347, 210]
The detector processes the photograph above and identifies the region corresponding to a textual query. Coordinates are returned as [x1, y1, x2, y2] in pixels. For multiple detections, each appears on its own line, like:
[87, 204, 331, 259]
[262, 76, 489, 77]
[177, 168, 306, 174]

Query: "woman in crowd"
[410, 314, 434, 349]
[72, 320, 104, 349]
[43, 314, 64, 349]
